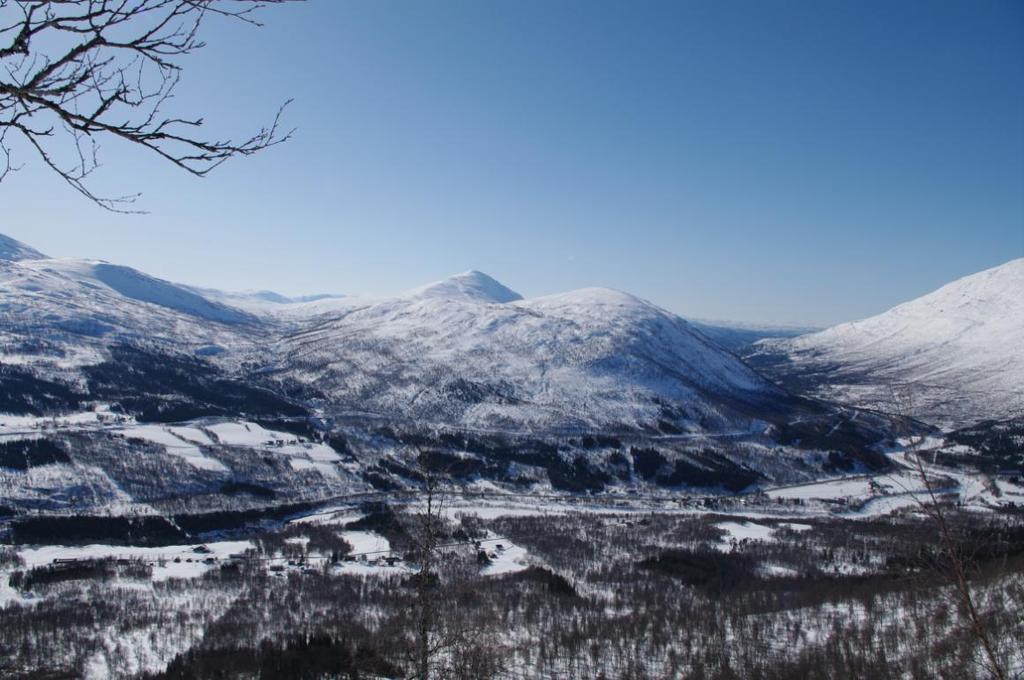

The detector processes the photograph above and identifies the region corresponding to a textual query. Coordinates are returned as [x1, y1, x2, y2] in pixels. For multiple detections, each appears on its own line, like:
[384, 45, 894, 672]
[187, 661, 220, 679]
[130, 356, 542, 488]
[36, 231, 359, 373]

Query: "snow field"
[120, 424, 228, 472]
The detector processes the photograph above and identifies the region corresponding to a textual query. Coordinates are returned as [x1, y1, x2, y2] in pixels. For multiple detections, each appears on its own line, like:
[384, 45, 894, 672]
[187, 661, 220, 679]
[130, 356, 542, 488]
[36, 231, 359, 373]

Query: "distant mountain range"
[0, 231, 1017, 516]
[688, 319, 819, 353]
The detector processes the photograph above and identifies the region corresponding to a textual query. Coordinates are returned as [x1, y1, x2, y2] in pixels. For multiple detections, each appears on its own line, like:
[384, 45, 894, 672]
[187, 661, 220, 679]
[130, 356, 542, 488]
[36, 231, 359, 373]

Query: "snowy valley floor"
[2, 462, 1023, 680]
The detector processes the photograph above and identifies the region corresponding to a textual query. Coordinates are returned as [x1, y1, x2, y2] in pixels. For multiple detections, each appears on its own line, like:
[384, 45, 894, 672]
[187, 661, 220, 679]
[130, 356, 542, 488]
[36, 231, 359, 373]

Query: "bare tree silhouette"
[0, 0, 299, 211]
[409, 472, 445, 680]
[886, 384, 1012, 680]
[402, 460, 504, 680]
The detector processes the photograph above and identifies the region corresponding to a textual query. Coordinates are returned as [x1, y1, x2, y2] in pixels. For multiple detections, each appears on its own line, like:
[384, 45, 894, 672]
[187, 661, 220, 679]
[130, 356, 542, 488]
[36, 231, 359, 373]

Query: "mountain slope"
[272, 277, 803, 433]
[0, 229, 889, 445]
[747, 259, 1024, 426]
[0, 253, 262, 382]
[0, 233, 47, 261]
[406, 270, 523, 304]
[0, 232, 905, 512]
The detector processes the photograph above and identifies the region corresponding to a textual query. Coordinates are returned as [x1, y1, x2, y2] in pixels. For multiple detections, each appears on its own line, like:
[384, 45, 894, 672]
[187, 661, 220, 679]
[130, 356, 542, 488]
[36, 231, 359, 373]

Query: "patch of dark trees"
[8, 559, 151, 592]
[639, 549, 759, 595]
[572, 434, 624, 449]
[344, 504, 409, 548]
[172, 502, 316, 537]
[440, 377, 522, 406]
[390, 425, 772, 493]
[9, 502, 320, 545]
[374, 457, 426, 483]
[0, 365, 83, 415]
[10, 515, 187, 546]
[0, 438, 69, 470]
[259, 523, 353, 561]
[506, 566, 578, 598]
[773, 417, 890, 471]
[9, 561, 112, 591]
[393, 429, 612, 491]
[82, 346, 307, 423]
[630, 447, 760, 492]
[547, 455, 612, 492]
[884, 522, 1024, 573]
[945, 417, 1024, 473]
[823, 449, 886, 474]
[145, 634, 402, 680]
[417, 449, 506, 480]
[363, 471, 403, 491]
[219, 481, 276, 499]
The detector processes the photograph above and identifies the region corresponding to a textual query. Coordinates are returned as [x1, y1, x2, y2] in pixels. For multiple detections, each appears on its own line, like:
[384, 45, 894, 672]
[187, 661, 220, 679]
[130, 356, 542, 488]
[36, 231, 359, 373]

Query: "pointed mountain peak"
[408, 270, 523, 304]
[0, 233, 47, 261]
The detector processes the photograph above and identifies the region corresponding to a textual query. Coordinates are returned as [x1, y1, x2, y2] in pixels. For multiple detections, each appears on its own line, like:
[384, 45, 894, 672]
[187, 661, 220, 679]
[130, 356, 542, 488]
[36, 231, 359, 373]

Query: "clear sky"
[3, 0, 1022, 326]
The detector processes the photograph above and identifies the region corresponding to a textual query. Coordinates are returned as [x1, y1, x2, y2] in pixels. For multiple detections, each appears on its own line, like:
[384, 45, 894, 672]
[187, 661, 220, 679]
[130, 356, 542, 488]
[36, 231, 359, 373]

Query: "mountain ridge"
[0, 231, 927, 515]
[0, 233, 47, 261]
[747, 258, 1024, 426]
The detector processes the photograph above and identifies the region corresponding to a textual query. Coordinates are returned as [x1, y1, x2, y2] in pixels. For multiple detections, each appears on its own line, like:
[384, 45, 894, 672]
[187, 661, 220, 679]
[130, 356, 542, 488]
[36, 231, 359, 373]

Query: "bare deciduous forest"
[2, 502, 1022, 679]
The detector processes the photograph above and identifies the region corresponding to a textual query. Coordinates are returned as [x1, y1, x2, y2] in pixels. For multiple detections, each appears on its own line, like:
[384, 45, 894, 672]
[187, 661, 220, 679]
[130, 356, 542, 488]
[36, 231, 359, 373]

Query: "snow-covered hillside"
[405, 269, 523, 304]
[0, 236, 264, 384]
[1, 231, 811, 437]
[273, 274, 800, 433]
[0, 233, 47, 261]
[0, 231, 912, 510]
[748, 259, 1024, 427]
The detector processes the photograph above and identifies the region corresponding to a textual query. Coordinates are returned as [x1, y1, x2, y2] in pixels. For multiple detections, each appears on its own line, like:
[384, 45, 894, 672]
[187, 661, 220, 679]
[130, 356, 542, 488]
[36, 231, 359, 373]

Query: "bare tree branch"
[0, 0, 299, 212]
[885, 384, 1011, 680]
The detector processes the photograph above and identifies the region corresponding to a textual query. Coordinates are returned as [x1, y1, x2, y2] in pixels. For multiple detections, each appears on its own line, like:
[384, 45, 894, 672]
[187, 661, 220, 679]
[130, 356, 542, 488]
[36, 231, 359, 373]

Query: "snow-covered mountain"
[0, 231, 907, 514]
[0, 233, 48, 262]
[0, 253, 259, 366]
[748, 259, 1024, 427]
[272, 279, 799, 433]
[0, 231, 899, 444]
[0, 234, 273, 417]
[405, 269, 524, 304]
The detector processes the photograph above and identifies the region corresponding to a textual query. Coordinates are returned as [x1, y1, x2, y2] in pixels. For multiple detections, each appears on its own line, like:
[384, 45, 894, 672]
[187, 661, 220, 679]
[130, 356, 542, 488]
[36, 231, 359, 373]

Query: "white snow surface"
[121, 424, 228, 472]
[717, 521, 775, 544]
[480, 538, 530, 576]
[276, 275, 787, 431]
[0, 233, 47, 261]
[0, 248, 259, 379]
[206, 421, 294, 447]
[338, 531, 391, 555]
[405, 270, 523, 304]
[17, 541, 253, 582]
[768, 478, 877, 501]
[754, 259, 1024, 426]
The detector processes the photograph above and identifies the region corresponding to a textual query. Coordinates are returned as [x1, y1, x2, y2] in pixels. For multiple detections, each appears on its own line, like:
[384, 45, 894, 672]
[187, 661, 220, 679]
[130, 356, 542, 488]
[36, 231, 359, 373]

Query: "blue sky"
[4, 0, 1022, 326]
